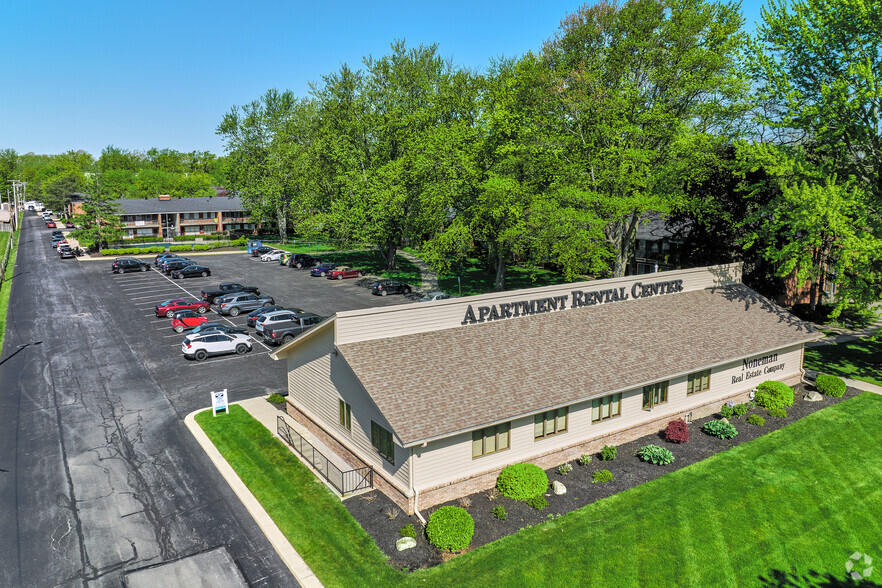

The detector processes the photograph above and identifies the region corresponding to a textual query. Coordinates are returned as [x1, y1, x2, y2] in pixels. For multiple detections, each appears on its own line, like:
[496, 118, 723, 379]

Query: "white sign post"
[212, 389, 229, 416]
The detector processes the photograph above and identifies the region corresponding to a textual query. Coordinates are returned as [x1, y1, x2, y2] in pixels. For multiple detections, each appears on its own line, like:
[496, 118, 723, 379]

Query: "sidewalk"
[398, 250, 439, 293]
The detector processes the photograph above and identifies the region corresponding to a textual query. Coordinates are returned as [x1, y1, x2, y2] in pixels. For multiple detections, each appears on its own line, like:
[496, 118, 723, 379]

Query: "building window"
[643, 381, 669, 410]
[534, 407, 568, 439]
[371, 421, 395, 465]
[339, 400, 351, 431]
[471, 423, 510, 458]
[591, 393, 622, 423]
[687, 369, 711, 395]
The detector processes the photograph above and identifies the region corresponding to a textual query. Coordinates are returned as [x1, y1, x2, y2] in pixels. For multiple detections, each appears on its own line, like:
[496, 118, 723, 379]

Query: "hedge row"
[100, 239, 244, 256]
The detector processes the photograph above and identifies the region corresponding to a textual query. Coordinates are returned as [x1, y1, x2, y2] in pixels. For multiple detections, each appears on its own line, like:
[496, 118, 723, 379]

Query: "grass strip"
[199, 395, 882, 587]
[0, 228, 21, 352]
[805, 338, 882, 387]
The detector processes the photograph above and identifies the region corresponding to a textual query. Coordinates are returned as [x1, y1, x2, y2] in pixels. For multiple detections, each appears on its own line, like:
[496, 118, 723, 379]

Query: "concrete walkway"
[843, 378, 882, 395]
[184, 405, 324, 588]
[398, 250, 440, 293]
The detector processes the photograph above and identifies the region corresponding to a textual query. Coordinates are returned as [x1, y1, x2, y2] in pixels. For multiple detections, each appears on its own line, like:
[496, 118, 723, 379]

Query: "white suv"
[182, 332, 253, 361]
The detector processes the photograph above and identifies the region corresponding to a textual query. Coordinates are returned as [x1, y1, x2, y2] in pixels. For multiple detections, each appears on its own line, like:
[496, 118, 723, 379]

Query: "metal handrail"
[277, 415, 373, 495]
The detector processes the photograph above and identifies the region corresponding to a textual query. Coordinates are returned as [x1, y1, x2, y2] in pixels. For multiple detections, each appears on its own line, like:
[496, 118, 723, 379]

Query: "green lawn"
[198, 394, 882, 587]
[317, 251, 422, 288]
[805, 338, 882, 387]
[0, 228, 21, 352]
[438, 257, 572, 297]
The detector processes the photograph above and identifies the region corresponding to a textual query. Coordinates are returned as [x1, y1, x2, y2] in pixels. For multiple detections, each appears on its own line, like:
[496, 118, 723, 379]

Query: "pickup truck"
[261, 312, 325, 345]
[200, 282, 261, 304]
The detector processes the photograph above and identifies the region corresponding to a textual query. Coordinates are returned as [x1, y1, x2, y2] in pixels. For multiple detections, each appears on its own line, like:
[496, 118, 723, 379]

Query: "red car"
[46, 221, 57, 228]
[155, 298, 210, 318]
[326, 266, 365, 280]
[65, 221, 75, 228]
[170, 310, 209, 333]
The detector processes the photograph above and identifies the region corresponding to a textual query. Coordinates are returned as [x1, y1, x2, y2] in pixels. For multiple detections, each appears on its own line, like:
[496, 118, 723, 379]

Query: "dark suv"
[111, 258, 150, 273]
[288, 253, 318, 269]
[261, 312, 324, 345]
[371, 280, 412, 296]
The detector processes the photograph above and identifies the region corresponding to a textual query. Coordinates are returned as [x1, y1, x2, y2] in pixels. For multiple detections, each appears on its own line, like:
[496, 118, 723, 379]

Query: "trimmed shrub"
[702, 419, 739, 439]
[426, 506, 474, 552]
[526, 495, 548, 510]
[719, 404, 735, 419]
[232, 238, 247, 246]
[193, 244, 211, 251]
[492, 505, 507, 521]
[815, 374, 846, 397]
[496, 463, 548, 500]
[665, 419, 689, 443]
[733, 403, 749, 418]
[592, 469, 613, 483]
[747, 414, 766, 426]
[169, 244, 191, 252]
[399, 523, 416, 538]
[579, 453, 592, 465]
[636, 444, 675, 466]
[558, 463, 573, 476]
[600, 445, 617, 461]
[755, 380, 795, 410]
[768, 407, 787, 418]
[266, 393, 286, 405]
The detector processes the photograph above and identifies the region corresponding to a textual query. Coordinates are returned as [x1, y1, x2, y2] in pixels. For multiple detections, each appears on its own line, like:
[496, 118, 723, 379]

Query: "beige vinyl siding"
[412, 343, 802, 491]
[284, 327, 410, 492]
[336, 263, 742, 345]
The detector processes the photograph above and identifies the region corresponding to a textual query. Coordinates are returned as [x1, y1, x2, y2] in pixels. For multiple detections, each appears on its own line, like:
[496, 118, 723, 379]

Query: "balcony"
[179, 218, 219, 226]
[122, 220, 159, 228]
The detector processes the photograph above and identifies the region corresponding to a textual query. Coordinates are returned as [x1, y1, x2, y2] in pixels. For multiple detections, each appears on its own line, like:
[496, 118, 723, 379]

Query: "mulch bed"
[344, 382, 864, 572]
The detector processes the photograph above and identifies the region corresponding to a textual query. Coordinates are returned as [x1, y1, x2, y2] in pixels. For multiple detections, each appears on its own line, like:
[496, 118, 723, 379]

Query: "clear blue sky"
[0, 0, 767, 159]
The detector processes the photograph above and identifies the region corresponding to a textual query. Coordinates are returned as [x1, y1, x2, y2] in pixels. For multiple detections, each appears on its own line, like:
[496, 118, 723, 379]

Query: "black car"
[111, 258, 151, 273]
[51, 230, 64, 237]
[59, 245, 75, 259]
[154, 253, 183, 266]
[161, 256, 191, 272]
[171, 264, 211, 279]
[262, 312, 325, 345]
[250, 246, 274, 257]
[188, 322, 249, 337]
[163, 259, 197, 274]
[245, 305, 305, 327]
[371, 280, 412, 296]
[288, 253, 318, 269]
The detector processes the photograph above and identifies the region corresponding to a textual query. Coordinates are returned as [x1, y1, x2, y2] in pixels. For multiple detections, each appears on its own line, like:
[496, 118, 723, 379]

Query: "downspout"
[410, 446, 426, 525]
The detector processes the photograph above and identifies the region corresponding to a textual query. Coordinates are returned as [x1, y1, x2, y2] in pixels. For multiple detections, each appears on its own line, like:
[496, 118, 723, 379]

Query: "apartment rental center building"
[271, 263, 820, 515]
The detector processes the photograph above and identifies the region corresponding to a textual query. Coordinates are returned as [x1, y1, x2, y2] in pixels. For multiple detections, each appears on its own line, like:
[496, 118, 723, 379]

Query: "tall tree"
[70, 174, 124, 252]
[541, 0, 747, 276]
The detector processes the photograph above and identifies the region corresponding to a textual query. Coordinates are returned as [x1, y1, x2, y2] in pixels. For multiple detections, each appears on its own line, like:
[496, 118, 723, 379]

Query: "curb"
[184, 407, 323, 587]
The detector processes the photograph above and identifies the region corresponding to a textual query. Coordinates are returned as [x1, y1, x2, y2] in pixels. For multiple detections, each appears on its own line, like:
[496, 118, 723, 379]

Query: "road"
[0, 215, 298, 587]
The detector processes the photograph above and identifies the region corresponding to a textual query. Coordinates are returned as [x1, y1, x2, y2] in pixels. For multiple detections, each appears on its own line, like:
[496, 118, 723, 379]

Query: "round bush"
[754, 380, 794, 410]
[665, 419, 689, 443]
[496, 463, 548, 500]
[426, 506, 474, 552]
[746, 414, 765, 426]
[815, 374, 846, 397]
[768, 407, 787, 418]
[637, 444, 675, 465]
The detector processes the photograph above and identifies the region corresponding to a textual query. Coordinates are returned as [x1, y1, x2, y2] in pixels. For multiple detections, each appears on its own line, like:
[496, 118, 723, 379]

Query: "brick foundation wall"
[284, 402, 414, 514]
[416, 380, 801, 513]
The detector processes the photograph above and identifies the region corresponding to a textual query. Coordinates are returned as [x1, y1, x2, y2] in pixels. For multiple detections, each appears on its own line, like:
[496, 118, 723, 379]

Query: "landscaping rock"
[804, 390, 824, 402]
[720, 418, 730, 424]
[396, 537, 417, 551]
[552, 481, 567, 495]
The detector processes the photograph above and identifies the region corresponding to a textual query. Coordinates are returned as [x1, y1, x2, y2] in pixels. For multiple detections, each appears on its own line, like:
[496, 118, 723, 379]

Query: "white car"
[260, 249, 286, 262]
[182, 332, 253, 361]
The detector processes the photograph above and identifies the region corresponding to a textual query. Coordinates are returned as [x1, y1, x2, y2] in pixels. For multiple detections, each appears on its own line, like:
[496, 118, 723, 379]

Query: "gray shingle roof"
[337, 285, 818, 446]
[113, 196, 244, 215]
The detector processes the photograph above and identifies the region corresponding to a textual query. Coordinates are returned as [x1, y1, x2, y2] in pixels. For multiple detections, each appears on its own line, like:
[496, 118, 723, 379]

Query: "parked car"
[64, 221, 75, 228]
[217, 293, 276, 317]
[310, 263, 337, 277]
[171, 264, 211, 279]
[55, 241, 69, 251]
[170, 310, 209, 333]
[59, 246, 76, 259]
[182, 332, 253, 361]
[155, 298, 210, 318]
[111, 258, 151, 273]
[201, 283, 261, 304]
[418, 291, 453, 302]
[371, 280, 412, 296]
[155, 253, 183, 266]
[163, 259, 197, 274]
[326, 266, 365, 280]
[51, 230, 63, 237]
[261, 312, 325, 345]
[46, 221, 57, 228]
[51, 237, 66, 247]
[279, 252, 293, 266]
[160, 256, 191, 272]
[250, 246, 274, 257]
[188, 322, 249, 337]
[246, 305, 304, 327]
[260, 249, 286, 262]
[287, 253, 318, 269]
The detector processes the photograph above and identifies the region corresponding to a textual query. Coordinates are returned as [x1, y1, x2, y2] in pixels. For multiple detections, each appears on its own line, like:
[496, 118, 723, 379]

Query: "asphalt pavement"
[0, 215, 301, 587]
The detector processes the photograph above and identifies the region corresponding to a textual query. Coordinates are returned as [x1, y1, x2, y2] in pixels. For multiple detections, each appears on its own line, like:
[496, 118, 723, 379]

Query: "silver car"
[216, 293, 276, 317]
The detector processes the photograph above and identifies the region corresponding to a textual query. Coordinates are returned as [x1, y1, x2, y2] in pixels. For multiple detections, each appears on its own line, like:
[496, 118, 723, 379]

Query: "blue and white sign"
[212, 389, 229, 416]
